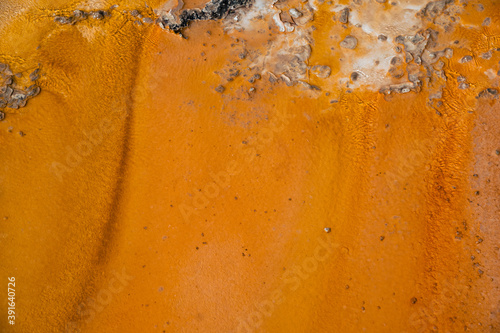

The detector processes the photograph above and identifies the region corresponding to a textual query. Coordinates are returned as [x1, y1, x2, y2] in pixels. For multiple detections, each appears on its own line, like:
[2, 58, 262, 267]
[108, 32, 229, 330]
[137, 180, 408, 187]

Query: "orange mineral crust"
[0, 0, 499, 332]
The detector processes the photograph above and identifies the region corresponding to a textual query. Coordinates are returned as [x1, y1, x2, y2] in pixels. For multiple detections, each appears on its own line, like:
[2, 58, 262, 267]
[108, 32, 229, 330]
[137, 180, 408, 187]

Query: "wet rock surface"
[0, 63, 41, 119]
[311, 65, 331, 79]
[340, 35, 357, 49]
[160, 0, 253, 33]
[54, 9, 110, 25]
[339, 7, 349, 24]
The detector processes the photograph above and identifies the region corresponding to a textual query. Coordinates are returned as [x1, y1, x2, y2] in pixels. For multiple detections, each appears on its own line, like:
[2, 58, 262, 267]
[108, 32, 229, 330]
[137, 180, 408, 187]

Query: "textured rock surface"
[0, 0, 499, 332]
